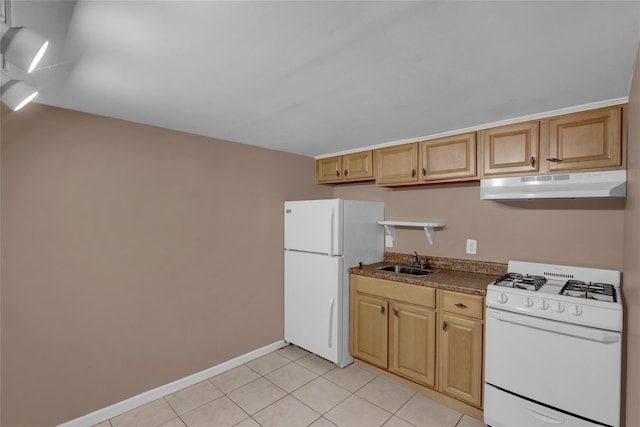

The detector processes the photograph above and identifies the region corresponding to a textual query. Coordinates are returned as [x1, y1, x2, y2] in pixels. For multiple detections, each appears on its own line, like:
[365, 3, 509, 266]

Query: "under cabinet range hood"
[480, 170, 627, 200]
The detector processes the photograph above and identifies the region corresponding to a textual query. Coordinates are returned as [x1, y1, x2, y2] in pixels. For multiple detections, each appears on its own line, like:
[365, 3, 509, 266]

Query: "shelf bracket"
[378, 220, 445, 246]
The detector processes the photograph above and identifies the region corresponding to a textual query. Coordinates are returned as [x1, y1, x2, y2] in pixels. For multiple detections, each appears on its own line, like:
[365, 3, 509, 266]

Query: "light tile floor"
[94, 345, 487, 427]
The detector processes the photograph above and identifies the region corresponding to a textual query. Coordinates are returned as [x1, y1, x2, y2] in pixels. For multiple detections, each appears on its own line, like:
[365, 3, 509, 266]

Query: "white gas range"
[484, 261, 623, 427]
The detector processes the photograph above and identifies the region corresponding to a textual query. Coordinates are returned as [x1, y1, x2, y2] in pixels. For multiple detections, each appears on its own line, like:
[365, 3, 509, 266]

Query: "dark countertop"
[350, 261, 502, 296]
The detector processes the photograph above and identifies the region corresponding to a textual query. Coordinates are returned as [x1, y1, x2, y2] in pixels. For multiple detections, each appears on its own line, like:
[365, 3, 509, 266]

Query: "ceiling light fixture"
[0, 79, 37, 111]
[1, 24, 49, 73]
[0, 0, 48, 111]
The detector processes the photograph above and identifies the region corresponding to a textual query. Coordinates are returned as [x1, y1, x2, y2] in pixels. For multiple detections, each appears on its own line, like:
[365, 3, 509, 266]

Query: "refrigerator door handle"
[328, 208, 334, 257]
[328, 297, 335, 348]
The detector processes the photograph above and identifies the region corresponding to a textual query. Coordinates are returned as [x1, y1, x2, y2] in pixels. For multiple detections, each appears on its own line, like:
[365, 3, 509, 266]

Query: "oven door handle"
[523, 403, 564, 424]
[487, 309, 620, 343]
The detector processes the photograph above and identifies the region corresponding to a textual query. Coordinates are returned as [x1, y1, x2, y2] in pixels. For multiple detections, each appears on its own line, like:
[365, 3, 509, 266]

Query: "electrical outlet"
[385, 235, 394, 247]
[466, 239, 477, 254]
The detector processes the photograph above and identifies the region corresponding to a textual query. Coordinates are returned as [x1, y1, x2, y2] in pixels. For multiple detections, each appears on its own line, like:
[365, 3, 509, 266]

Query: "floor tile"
[210, 365, 261, 394]
[323, 363, 377, 392]
[234, 417, 261, 427]
[456, 415, 487, 427]
[245, 352, 291, 375]
[265, 361, 318, 392]
[181, 396, 248, 427]
[395, 394, 463, 427]
[325, 395, 392, 427]
[356, 375, 415, 413]
[296, 354, 336, 375]
[277, 344, 311, 361]
[165, 380, 223, 415]
[253, 395, 320, 427]
[292, 377, 351, 414]
[383, 416, 416, 427]
[309, 417, 338, 427]
[110, 398, 176, 427]
[159, 418, 186, 427]
[227, 377, 288, 415]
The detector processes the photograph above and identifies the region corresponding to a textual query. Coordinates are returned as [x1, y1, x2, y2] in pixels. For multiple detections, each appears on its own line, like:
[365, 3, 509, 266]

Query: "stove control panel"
[486, 287, 622, 331]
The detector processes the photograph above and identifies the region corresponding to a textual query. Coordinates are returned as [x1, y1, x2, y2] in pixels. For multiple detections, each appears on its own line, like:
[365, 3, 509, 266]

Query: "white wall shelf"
[378, 220, 445, 246]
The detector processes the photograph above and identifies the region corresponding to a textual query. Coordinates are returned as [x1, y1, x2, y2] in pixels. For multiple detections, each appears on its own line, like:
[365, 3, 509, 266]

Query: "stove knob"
[569, 305, 583, 316]
[497, 293, 508, 304]
[537, 300, 549, 310]
[552, 302, 565, 313]
[523, 297, 533, 308]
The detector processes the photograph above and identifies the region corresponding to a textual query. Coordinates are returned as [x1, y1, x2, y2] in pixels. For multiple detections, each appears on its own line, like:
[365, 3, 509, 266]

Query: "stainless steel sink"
[377, 265, 439, 276]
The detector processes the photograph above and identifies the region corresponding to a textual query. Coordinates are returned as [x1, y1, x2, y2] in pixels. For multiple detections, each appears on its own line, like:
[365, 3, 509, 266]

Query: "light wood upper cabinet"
[316, 151, 373, 183]
[391, 302, 436, 387]
[542, 106, 623, 173]
[480, 121, 539, 177]
[438, 290, 484, 408]
[375, 143, 419, 185]
[420, 133, 477, 181]
[316, 156, 342, 183]
[343, 151, 374, 180]
[375, 134, 478, 186]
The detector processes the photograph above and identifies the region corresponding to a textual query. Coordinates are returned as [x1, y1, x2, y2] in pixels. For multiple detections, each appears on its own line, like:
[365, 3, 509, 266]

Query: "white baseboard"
[58, 340, 288, 427]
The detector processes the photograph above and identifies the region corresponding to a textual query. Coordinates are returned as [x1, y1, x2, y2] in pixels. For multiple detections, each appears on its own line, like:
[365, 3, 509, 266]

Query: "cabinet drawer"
[440, 291, 484, 319]
[352, 275, 435, 308]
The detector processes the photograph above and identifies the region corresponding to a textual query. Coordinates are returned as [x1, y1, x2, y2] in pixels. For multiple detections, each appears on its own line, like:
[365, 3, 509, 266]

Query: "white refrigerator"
[284, 199, 384, 367]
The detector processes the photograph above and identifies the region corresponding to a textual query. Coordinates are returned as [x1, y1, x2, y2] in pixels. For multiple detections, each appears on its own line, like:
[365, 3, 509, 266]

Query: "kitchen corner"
[348, 251, 504, 420]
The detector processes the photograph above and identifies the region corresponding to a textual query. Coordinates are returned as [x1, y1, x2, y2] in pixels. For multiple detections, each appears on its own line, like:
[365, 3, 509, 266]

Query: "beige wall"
[623, 44, 640, 427]
[333, 182, 625, 270]
[0, 104, 331, 426]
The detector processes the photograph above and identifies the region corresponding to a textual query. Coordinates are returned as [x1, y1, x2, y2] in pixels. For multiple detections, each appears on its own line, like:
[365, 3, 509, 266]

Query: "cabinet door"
[375, 143, 419, 185]
[439, 313, 483, 407]
[391, 302, 436, 387]
[420, 133, 477, 181]
[545, 107, 622, 172]
[316, 156, 342, 183]
[343, 151, 374, 181]
[480, 121, 539, 177]
[352, 293, 388, 368]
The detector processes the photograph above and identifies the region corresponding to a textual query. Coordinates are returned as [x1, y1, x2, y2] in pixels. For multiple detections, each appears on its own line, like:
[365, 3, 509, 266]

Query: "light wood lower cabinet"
[352, 293, 388, 368]
[391, 302, 436, 387]
[350, 274, 484, 416]
[439, 313, 483, 406]
[438, 290, 484, 408]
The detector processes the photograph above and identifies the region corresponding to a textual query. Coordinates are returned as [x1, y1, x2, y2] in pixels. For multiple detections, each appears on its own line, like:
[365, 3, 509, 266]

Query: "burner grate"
[494, 273, 546, 291]
[560, 280, 617, 303]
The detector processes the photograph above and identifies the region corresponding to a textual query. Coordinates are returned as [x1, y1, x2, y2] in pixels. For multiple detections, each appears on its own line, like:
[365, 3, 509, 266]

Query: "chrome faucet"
[409, 251, 427, 269]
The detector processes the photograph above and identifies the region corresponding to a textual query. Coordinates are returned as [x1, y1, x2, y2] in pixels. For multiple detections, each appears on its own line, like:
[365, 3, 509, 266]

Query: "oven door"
[485, 308, 621, 427]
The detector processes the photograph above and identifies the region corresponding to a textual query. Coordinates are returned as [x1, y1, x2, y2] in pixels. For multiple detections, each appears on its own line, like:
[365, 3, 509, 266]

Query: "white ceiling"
[7, 1, 640, 157]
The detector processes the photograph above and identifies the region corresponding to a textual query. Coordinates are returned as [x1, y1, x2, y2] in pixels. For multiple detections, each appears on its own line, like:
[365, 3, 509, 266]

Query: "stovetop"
[493, 273, 617, 303]
[486, 261, 622, 331]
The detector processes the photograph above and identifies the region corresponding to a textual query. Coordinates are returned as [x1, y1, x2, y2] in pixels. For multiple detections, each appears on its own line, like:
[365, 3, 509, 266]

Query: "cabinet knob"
[530, 156, 536, 167]
[411, 169, 416, 177]
[344, 169, 349, 176]
[422, 168, 426, 176]
[336, 170, 340, 177]
[546, 157, 560, 162]
[454, 303, 467, 309]
[393, 308, 398, 316]
[380, 306, 385, 314]
[442, 321, 448, 331]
